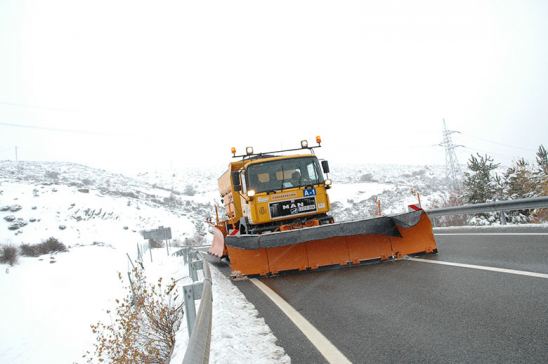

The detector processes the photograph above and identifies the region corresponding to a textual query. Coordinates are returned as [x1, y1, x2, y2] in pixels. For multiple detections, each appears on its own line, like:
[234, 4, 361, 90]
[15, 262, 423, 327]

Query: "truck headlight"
[248, 189, 256, 197]
[246, 146, 254, 155]
[325, 179, 332, 187]
[301, 140, 308, 148]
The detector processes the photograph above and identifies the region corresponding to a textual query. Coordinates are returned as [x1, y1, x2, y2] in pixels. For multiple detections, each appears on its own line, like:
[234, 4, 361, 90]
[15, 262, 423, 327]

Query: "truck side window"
[241, 173, 248, 193]
[307, 163, 317, 180]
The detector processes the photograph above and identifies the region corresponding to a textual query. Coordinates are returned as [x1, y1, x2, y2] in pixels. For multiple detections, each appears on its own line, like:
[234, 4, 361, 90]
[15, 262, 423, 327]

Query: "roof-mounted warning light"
[232, 136, 322, 159]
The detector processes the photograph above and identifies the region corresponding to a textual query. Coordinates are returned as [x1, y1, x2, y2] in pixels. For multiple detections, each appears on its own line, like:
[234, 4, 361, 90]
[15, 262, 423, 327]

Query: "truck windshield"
[246, 157, 324, 193]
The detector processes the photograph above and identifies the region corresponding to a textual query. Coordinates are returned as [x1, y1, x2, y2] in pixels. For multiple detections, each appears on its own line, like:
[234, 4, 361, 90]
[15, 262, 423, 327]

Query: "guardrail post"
[183, 281, 204, 336]
[182, 247, 190, 264]
[190, 260, 204, 282]
[181, 251, 213, 364]
[500, 211, 507, 225]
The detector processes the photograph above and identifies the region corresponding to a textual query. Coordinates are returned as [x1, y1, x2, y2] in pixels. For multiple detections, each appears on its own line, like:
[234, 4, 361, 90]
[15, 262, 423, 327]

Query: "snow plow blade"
[210, 210, 438, 276]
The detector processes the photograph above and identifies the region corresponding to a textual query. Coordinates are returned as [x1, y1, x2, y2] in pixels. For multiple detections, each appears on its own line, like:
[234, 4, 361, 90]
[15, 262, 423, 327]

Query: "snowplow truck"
[209, 136, 438, 276]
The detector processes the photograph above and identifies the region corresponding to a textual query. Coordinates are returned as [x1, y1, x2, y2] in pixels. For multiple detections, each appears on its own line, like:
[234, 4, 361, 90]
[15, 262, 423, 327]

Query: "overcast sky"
[1, 0, 546, 172]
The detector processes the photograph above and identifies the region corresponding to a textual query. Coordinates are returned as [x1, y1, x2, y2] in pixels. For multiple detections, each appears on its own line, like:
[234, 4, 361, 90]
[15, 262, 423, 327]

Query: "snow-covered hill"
[325, 163, 449, 220]
[0, 161, 214, 247]
[131, 162, 450, 223]
[0, 159, 451, 249]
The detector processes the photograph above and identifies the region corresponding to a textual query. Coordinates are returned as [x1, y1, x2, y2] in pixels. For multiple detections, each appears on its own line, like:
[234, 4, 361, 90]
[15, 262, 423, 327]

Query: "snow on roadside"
[209, 266, 290, 364]
[169, 262, 291, 364]
[0, 245, 129, 364]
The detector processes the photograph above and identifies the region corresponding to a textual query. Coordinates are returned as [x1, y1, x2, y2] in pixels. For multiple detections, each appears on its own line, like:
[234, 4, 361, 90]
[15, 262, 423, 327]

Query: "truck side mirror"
[321, 160, 330, 174]
[232, 171, 241, 192]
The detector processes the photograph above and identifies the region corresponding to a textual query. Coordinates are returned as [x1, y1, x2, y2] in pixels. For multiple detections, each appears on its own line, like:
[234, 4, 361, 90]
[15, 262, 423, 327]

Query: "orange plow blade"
[212, 210, 438, 276]
[209, 225, 228, 258]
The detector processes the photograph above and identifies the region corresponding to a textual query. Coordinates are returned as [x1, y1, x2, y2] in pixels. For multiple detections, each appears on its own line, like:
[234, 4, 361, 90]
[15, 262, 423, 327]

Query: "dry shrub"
[20, 237, 67, 257]
[20, 244, 40, 257]
[428, 195, 468, 227]
[42, 237, 67, 253]
[0, 245, 18, 266]
[85, 266, 183, 363]
[531, 208, 548, 223]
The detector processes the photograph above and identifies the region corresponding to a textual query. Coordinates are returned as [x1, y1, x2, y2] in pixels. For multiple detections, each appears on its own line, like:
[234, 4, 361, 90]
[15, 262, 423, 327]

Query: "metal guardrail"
[180, 248, 212, 364]
[426, 196, 548, 224]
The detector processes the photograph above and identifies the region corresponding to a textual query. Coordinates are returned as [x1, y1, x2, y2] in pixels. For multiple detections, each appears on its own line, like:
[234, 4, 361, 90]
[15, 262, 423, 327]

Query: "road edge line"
[250, 278, 352, 364]
[407, 257, 548, 279]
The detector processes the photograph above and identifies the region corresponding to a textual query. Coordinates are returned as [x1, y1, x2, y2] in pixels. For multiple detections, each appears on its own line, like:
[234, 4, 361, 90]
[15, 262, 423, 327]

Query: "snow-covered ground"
[0, 161, 291, 363]
[0, 173, 196, 363]
[0, 245, 128, 363]
[0, 240, 197, 363]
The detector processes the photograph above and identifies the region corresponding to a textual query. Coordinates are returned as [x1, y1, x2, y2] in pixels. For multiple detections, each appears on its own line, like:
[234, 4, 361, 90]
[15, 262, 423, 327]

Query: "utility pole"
[439, 119, 463, 193]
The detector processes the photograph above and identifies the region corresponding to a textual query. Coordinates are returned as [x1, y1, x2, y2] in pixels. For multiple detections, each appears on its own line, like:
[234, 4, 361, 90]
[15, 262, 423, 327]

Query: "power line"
[461, 146, 529, 161]
[0, 121, 128, 137]
[460, 133, 536, 152]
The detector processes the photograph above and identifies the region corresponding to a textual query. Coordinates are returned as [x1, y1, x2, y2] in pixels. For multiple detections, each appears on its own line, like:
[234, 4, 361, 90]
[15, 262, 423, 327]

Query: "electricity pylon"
[439, 119, 463, 193]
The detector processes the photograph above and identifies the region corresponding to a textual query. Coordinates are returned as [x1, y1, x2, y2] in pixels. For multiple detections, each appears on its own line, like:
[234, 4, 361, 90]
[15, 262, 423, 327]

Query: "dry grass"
[20, 237, 67, 257]
[84, 266, 183, 363]
[0, 245, 18, 266]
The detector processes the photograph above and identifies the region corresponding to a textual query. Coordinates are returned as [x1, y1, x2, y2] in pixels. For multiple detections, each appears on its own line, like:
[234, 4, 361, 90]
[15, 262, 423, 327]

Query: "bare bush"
[20, 244, 40, 257]
[531, 208, 548, 223]
[45, 170, 60, 180]
[42, 237, 67, 253]
[20, 237, 67, 257]
[0, 245, 18, 266]
[183, 184, 196, 196]
[359, 173, 377, 182]
[428, 195, 468, 227]
[85, 266, 183, 363]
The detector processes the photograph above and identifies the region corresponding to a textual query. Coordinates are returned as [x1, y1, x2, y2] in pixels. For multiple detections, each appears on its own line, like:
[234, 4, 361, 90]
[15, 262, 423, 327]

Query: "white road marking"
[435, 233, 548, 236]
[407, 257, 548, 279]
[250, 278, 352, 364]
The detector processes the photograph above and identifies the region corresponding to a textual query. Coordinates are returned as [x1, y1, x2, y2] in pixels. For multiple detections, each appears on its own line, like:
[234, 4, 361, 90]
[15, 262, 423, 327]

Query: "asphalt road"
[429, 229, 548, 274]
[216, 226, 548, 363]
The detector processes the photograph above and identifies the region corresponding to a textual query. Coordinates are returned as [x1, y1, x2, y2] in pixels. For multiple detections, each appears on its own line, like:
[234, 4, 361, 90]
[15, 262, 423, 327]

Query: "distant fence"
[426, 196, 548, 224]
